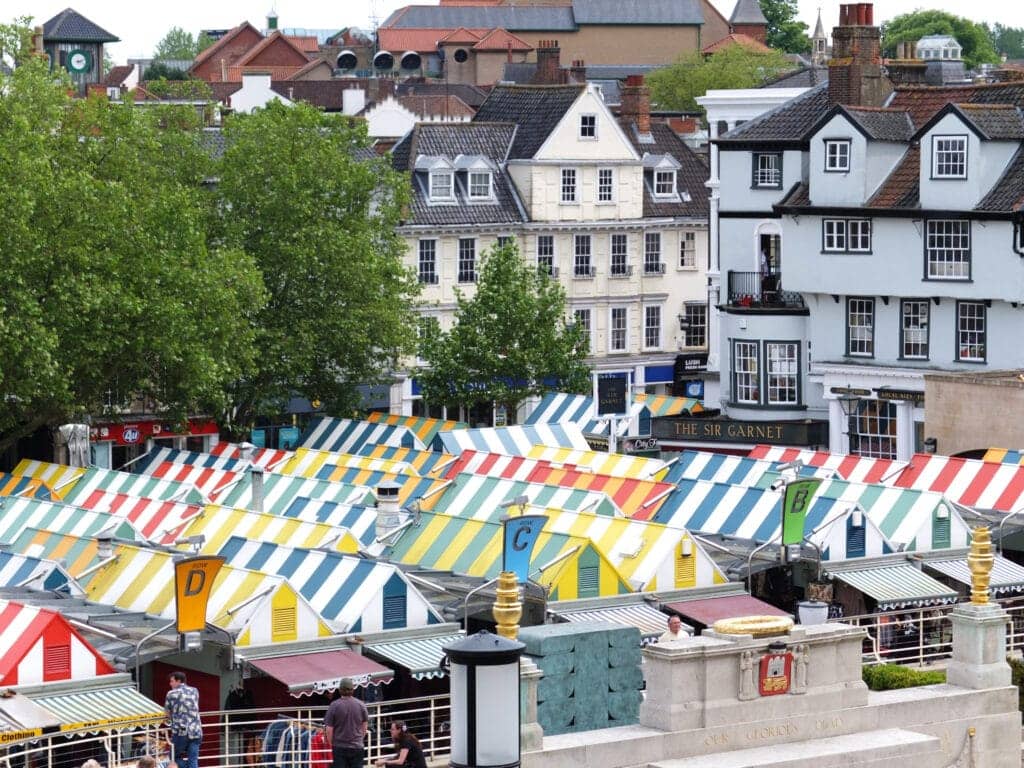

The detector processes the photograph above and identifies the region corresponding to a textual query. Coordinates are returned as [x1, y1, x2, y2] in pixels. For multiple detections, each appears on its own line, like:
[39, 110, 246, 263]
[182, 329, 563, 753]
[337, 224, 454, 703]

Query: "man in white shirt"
[658, 614, 687, 643]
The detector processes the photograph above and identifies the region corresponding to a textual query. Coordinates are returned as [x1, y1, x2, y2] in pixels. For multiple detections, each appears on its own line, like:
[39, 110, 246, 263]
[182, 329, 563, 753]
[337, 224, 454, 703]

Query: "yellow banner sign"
[174, 556, 225, 633]
[0, 728, 44, 744]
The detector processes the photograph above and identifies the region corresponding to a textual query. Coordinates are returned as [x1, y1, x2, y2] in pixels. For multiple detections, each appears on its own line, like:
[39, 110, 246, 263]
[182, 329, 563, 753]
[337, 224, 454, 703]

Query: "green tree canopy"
[153, 26, 202, 60]
[760, 0, 811, 53]
[0, 22, 265, 451]
[213, 101, 420, 431]
[416, 242, 590, 421]
[987, 22, 1024, 60]
[649, 45, 796, 113]
[881, 10, 999, 69]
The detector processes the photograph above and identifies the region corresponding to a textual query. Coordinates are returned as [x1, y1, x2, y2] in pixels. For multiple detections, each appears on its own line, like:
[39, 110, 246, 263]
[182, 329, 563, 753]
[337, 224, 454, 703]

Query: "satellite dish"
[453, 48, 468, 63]
[373, 50, 394, 70]
[400, 50, 422, 70]
[337, 50, 358, 70]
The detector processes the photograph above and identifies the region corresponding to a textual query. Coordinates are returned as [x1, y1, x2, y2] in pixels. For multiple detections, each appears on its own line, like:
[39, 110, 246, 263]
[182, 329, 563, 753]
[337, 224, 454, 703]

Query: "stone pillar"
[945, 602, 1012, 689]
[519, 656, 544, 751]
[895, 400, 915, 461]
[828, 399, 851, 453]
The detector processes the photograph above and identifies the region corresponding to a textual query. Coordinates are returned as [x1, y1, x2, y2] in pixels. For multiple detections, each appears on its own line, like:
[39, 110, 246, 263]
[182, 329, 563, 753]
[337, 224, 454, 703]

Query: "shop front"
[88, 418, 219, 469]
[652, 415, 828, 453]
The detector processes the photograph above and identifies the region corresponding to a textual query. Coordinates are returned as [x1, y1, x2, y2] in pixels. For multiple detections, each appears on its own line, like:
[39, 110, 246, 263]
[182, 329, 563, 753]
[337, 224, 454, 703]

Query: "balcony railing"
[726, 271, 805, 308]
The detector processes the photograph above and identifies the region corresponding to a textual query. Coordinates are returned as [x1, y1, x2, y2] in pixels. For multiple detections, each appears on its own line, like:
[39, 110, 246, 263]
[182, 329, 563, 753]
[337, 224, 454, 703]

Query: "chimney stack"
[570, 59, 586, 84]
[250, 466, 265, 513]
[828, 3, 891, 108]
[375, 482, 402, 540]
[533, 40, 562, 84]
[620, 75, 651, 135]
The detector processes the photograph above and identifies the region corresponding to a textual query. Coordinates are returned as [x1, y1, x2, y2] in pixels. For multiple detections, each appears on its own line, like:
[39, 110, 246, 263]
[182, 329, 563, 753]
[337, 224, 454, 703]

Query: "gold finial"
[967, 526, 995, 605]
[492, 570, 522, 639]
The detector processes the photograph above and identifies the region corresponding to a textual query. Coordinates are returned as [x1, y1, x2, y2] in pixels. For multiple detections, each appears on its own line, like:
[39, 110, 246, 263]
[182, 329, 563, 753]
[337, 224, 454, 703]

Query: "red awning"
[662, 595, 791, 628]
[248, 650, 394, 697]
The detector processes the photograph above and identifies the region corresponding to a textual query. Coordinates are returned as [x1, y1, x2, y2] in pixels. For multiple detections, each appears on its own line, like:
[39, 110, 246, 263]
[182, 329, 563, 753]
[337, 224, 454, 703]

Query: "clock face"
[68, 50, 91, 73]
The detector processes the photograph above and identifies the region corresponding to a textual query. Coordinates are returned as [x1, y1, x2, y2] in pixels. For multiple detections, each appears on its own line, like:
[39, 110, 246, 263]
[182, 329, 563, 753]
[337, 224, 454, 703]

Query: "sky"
[9, 0, 1024, 64]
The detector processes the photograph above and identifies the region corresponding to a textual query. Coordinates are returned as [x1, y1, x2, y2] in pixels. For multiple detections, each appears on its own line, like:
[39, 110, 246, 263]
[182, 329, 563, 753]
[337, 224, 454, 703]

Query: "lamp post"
[837, 390, 860, 453]
[444, 631, 525, 768]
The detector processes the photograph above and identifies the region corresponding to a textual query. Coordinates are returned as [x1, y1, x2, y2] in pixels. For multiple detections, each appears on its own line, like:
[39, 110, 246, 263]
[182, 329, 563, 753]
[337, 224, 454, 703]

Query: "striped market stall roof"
[525, 446, 668, 479]
[802, 504, 894, 561]
[423, 473, 621, 518]
[217, 472, 375, 514]
[641, 479, 786, 540]
[0, 599, 115, 687]
[313, 468, 446, 508]
[175, 504, 361, 556]
[7, 529, 103, 578]
[133, 446, 247, 473]
[824, 562, 957, 610]
[746, 446, 907, 484]
[280, 498, 380, 547]
[892, 453, 1024, 512]
[136, 461, 241, 499]
[387, 511, 634, 599]
[525, 506, 726, 591]
[550, 602, 683, 642]
[524, 392, 649, 437]
[523, 464, 677, 518]
[217, 537, 444, 632]
[33, 465, 207, 505]
[982, 449, 1024, 465]
[365, 411, 468, 446]
[13, 460, 87, 494]
[73, 491, 202, 544]
[0, 551, 80, 594]
[431, 423, 590, 456]
[924, 554, 1024, 594]
[633, 392, 703, 417]
[660, 451, 832, 487]
[357, 444, 458, 477]
[209, 442, 294, 470]
[0, 471, 59, 501]
[442, 450, 541, 481]
[82, 544, 334, 645]
[299, 416, 426, 453]
[278, 447, 417, 480]
[26, 681, 166, 733]
[363, 632, 465, 680]
[0, 498, 144, 545]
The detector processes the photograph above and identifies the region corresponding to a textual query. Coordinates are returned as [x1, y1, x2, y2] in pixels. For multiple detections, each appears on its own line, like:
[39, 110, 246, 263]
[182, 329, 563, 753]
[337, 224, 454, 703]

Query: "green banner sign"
[781, 478, 822, 546]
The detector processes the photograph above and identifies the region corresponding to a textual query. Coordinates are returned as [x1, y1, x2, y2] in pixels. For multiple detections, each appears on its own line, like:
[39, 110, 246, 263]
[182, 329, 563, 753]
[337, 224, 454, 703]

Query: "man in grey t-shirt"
[325, 678, 369, 768]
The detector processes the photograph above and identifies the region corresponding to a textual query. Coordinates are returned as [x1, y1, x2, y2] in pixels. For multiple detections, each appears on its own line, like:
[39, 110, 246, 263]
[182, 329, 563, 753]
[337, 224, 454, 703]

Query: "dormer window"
[468, 170, 492, 200]
[932, 135, 967, 179]
[824, 139, 850, 172]
[429, 169, 454, 201]
[654, 169, 676, 197]
[579, 114, 597, 139]
[752, 152, 782, 188]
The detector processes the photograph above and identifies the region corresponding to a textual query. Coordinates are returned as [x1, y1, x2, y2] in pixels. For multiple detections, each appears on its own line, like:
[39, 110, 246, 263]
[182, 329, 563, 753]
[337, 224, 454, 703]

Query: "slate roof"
[384, 6, 576, 31]
[866, 145, 920, 209]
[397, 81, 491, 108]
[975, 146, 1024, 212]
[951, 104, 1024, 140]
[393, 122, 525, 226]
[397, 94, 476, 119]
[472, 84, 584, 158]
[729, 0, 768, 25]
[572, 0, 703, 25]
[618, 120, 709, 218]
[718, 83, 830, 145]
[843, 106, 915, 141]
[762, 66, 826, 88]
[43, 8, 118, 42]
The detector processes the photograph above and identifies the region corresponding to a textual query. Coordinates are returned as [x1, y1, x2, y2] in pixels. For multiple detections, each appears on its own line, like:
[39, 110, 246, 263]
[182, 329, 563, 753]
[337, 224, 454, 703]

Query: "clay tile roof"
[842, 106, 915, 141]
[285, 35, 320, 54]
[103, 65, 133, 86]
[439, 26, 483, 44]
[473, 28, 532, 52]
[228, 65, 311, 82]
[975, 146, 1024, 212]
[191, 21, 261, 69]
[237, 31, 312, 66]
[43, 8, 118, 42]
[866, 145, 920, 209]
[888, 81, 1024, 129]
[397, 94, 476, 119]
[378, 28, 470, 53]
[701, 32, 770, 55]
[288, 58, 331, 80]
[952, 103, 1024, 140]
[779, 181, 810, 207]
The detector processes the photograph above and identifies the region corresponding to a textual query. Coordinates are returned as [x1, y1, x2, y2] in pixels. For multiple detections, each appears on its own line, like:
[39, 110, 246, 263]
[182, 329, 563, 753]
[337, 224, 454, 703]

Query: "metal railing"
[0, 695, 450, 768]
[726, 271, 805, 308]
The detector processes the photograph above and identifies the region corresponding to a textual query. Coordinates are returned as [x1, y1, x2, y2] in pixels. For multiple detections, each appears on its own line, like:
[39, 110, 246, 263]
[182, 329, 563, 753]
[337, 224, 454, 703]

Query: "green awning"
[363, 633, 464, 680]
[28, 685, 165, 733]
[551, 603, 685, 641]
[827, 563, 957, 611]
[924, 555, 1024, 595]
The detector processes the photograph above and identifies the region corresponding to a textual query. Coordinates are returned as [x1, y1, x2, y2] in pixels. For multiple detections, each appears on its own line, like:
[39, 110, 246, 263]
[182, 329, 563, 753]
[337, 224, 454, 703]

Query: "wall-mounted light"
[936, 504, 949, 520]
[923, 436, 937, 454]
[851, 507, 863, 528]
[681, 539, 693, 557]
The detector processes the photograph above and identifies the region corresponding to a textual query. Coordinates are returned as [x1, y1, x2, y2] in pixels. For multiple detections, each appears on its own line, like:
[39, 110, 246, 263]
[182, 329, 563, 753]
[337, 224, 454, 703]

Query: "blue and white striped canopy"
[300, 417, 426, 453]
[524, 393, 650, 437]
[431, 423, 590, 456]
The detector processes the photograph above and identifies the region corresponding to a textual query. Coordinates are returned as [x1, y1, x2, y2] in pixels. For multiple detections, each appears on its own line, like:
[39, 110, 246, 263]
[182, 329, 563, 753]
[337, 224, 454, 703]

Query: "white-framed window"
[932, 135, 967, 179]
[679, 231, 697, 268]
[644, 232, 663, 274]
[468, 170, 492, 199]
[752, 152, 782, 188]
[574, 308, 593, 353]
[654, 169, 676, 197]
[732, 340, 760, 404]
[681, 303, 706, 348]
[609, 307, 628, 352]
[418, 239, 437, 284]
[574, 234, 593, 277]
[496, 235, 514, 248]
[847, 297, 874, 357]
[579, 113, 597, 139]
[643, 305, 662, 350]
[766, 342, 799, 405]
[457, 238, 476, 283]
[956, 301, 986, 362]
[823, 219, 871, 252]
[824, 139, 851, 172]
[597, 168, 614, 202]
[561, 168, 577, 203]
[429, 170, 454, 201]
[926, 219, 970, 279]
[850, 400, 897, 459]
[537, 234, 555, 276]
[610, 233, 629, 276]
[900, 299, 929, 360]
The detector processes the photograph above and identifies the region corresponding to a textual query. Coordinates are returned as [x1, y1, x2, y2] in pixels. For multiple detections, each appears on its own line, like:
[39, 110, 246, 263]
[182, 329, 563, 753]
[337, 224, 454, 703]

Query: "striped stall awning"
[633, 393, 703, 417]
[0, 498, 144, 545]
[524, 393, 647, 438]
[281, 498, 379, 546]
[662, 451, 831, 487]
[28, 685, 165, 732]
[747, 446, 908, 484]
[363, 633, 464, 679]
[357, 445, 458, 477]
[0, 551, 76, 592]
[314, 468, 445, 508]
[209, 442, 294, 470]
[525, 446, 667, 480]
[641, 478, 784, 541]
[0, 471, 58, 501]
[299, 417, 426, 453]
[216, 472, 375, 513]
[57, 466, 207, 505]
[279, 447, 417, 480]
[12, 460, 86, 493]
[424, 473, 621, 518]
[139, 461, 242, 498]
[248, 649, 394, 696]
[133, 446, 247, 473]
[74, 490, 202, 544]
[365, 412, 468, 446]
[924, 555, 1024, 594]
[827, 563, 958, 611]
[551, 602, 684, 640]
[981, 449, 1024, 465]
[432, 423, 591, 457]
[892, 453, 1024, 512]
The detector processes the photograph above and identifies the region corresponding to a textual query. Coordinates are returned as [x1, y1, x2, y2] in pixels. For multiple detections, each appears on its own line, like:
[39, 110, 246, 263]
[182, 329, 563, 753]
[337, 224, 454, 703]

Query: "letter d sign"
[174, 556, 225, 633]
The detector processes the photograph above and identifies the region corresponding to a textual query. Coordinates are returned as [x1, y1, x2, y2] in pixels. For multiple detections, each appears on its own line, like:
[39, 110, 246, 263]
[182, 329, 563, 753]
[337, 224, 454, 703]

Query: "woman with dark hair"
[374, 721, 427, 768]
